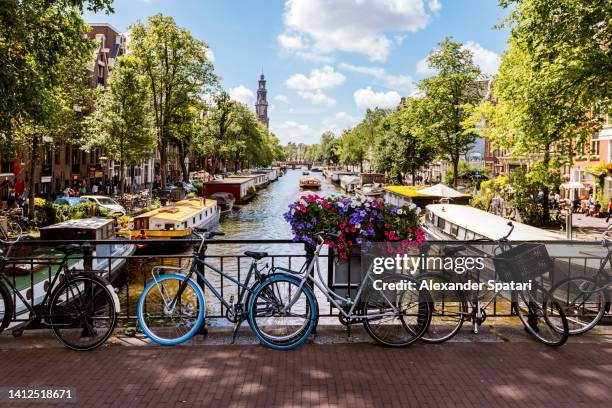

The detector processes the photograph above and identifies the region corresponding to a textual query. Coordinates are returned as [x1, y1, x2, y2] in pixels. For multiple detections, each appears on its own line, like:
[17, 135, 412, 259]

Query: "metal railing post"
[304, 243, 315, 291]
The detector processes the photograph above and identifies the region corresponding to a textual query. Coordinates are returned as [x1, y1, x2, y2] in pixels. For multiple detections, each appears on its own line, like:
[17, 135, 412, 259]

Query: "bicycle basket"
[492, 243, 554, 283]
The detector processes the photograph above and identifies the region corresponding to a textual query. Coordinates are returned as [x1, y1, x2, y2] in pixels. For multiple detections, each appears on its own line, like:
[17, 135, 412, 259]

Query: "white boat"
[340, 175, 360, 193]
[358, 183, 384, 197]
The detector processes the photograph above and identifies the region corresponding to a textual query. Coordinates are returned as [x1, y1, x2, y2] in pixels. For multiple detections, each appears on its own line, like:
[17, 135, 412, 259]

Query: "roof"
[384, 185, 430, 198]
[426, 204, 561, 241]
[40, 217, 113, 230]
[134, 198, 217, 222]
[205, 177, 254, 185]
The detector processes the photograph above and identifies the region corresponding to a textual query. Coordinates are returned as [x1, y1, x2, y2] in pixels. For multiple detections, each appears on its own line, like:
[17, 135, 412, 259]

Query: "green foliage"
[53, 201, 109, 224]
[444, 161, 490, 186]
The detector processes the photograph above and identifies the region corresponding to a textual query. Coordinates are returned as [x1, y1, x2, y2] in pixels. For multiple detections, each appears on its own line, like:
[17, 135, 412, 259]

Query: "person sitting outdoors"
[572, 198, 581, 213]
[587, 202, 601, 217]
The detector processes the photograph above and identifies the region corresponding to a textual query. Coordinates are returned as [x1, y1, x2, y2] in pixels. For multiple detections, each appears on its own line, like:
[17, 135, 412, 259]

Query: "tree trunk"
[177, 143, 188, 182]
[542, 145, 551, 224]
[27, 135, 39, 219]
[411, 166, 416, 186]
[452, 159, 459, 187]
[160, 139, 168, 187]
[119, 159, 125, 195]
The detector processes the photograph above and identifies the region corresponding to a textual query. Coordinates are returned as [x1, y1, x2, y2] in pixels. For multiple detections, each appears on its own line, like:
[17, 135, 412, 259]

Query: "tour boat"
[209, 192, 235, 212]
[8, 218, 134, 322]
[121, 197, 219, 252]
[299, 177, 321, 189]
[302, 170, 310, 175]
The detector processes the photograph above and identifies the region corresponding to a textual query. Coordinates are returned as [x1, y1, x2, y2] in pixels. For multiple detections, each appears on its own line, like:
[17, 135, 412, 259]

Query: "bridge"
[275, 160, 316, 169]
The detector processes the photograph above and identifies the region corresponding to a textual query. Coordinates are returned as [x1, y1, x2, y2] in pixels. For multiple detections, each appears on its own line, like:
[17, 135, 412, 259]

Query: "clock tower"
[255, 73, 269, 128]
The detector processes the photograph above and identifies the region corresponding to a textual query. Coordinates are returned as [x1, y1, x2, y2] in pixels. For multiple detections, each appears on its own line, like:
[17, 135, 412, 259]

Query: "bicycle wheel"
[49, 275, 117, 351]
[248, 275, 316, 350]
[550, 277, 609, 335]
[513, 283, 568, 346]
[418, 273, 467, 343]
[362, 274, 432, 347]
[0, 280, 13, 333]
[137, 274, 205, 345]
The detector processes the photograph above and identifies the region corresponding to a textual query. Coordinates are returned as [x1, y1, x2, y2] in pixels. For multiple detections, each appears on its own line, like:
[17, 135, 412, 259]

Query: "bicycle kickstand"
[231, 319, 244, 344]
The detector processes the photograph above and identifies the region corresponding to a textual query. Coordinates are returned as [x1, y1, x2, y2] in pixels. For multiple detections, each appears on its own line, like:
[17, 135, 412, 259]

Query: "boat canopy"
[419, 184, 469, 198]
[426, 204, 561, 241]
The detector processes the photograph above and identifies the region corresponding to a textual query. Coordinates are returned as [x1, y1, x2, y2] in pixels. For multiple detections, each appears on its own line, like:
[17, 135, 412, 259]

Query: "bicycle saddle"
[55, 244, 81, 254]
[244, 251, 268, 260]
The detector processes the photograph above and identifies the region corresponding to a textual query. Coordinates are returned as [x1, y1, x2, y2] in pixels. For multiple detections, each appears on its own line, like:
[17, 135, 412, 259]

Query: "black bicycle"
[0, 239, 118, 351]
[418, 222, 569, 346]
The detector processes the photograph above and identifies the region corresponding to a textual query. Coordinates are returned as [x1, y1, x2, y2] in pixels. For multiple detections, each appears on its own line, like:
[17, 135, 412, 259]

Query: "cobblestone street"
[1, 337, 611, 407]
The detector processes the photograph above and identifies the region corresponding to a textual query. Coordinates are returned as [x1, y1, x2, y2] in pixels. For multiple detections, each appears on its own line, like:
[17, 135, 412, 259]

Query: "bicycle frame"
[157, 255, 264, 315]
[271, 243, 406, 320]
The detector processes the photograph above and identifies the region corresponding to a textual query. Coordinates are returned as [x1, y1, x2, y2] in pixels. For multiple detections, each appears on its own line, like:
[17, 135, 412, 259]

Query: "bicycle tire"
[248, 275, 316, 350]
[417, 272, 468, 344]
[513, 283, 568, 347]
[49, 275, 117, 351]
[0, 279, 13, 333]
[361, 274, 432, 348]
[137, 274, 205, 345]
[550, 276, 609, 335]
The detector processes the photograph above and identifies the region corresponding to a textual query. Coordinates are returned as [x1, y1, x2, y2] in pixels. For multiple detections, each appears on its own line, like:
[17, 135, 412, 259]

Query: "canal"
[123, 168, 344, 323]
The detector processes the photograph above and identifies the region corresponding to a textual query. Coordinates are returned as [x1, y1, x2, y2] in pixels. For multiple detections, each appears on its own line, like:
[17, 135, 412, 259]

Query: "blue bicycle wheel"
[248, 275, 316, 350]
[137, 274, 205, 345]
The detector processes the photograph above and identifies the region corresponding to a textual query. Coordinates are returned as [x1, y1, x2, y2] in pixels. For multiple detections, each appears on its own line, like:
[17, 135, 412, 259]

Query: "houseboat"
[299, 177, 321, 189]
[121, 198, 219, 251]
[8, 218, 134, 322]
[330, 171, 358, 184]
[360, 172, 385, 185]
[227, 173, 269, 190]
[210, 192, 235, 212]
[340, 175, 360, 193]
[384, 184, 471, 208]
[311, 166, 323, 172]
[204, 177, 257, 204]
[252, 168, 278, 182]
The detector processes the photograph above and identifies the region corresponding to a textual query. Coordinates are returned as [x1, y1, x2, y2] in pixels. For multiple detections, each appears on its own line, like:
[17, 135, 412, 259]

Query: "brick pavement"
[0, 342, 611, 407]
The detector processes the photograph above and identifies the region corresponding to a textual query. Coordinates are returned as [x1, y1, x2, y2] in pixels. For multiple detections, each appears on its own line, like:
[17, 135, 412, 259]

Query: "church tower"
[255, 73, 269, 128]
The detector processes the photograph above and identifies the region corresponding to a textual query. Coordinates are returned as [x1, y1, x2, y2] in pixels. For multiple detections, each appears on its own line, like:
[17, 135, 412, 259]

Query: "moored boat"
[357, 182, 385, 197]
[340, 175, 360, 193]
[299, 177, 321, 189]
[121, 197, 220, 252]
[302, 170, 310, 175]
[210, 192, 235, 212]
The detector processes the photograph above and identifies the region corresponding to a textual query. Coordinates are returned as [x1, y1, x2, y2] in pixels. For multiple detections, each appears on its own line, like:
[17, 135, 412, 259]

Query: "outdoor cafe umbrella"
[419, 183, 465, 198]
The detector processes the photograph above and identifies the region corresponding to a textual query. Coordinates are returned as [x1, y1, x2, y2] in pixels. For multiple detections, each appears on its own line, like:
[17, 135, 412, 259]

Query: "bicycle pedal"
[12, 328, 24, 338]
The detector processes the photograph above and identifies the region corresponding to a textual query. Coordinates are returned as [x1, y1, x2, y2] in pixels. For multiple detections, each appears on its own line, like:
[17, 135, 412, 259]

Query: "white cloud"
[298, 90, 336, 106]
[271, 120, 313, 144]
[338, 62, 413, 90]
[353, 87, 401, 110]
[463, 41, 500, 76]
[204, 47, 215, 63]
[335, 111, 357, 121]
[277, 33, 306, 50]
[415, 57, 434, 75]
[428, 0, 441, 13]
[274, 94, 289, 103]
[229, 85, 255, 108]
[285, 66, 345, 90]
[279, 0, 434, 62]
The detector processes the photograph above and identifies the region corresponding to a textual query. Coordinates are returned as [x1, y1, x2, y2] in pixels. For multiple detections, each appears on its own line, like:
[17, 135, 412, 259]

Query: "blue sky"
[84, 0, 510, 145]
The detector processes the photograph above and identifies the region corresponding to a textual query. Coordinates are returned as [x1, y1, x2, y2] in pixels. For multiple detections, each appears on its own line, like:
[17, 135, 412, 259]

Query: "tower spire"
[255, 72, 269, 128]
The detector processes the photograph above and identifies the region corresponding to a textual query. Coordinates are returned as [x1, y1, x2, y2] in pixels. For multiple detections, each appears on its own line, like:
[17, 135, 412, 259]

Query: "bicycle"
[136, 228, 317, 349]
[418, 222, 569, 347]
[549, 227, 612, 335]
[0, 238, 119, 351]
[248, 232, 432, 349]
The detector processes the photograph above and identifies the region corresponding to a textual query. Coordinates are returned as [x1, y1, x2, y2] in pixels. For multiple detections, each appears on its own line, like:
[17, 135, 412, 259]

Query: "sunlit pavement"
[1, 326, 611, 407]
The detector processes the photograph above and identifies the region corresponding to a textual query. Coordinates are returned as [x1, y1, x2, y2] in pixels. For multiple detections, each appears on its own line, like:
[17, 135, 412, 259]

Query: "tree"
[129, 14, 216, 186]
[373, 101, 437, 184]
[419, 38, 481, 185]
[0, 0, 113, 147]
[319, 131, 340, 165]
[82, 56, 156, 194]
[499, 0, 611, 110]
[197, 92, 237, 174]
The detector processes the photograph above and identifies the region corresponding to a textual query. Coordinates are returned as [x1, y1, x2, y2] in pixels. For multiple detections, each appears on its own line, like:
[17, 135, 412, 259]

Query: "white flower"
[409, 203, 416, 209]
[364, 203, 370, 208]
[356, 223, 361, 229]
[415, 207, 421, 215]
[397, 208, 404, 215]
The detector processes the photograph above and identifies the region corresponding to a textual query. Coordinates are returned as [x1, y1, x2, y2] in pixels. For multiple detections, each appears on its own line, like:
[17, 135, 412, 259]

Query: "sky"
[84, 0, 510, 145]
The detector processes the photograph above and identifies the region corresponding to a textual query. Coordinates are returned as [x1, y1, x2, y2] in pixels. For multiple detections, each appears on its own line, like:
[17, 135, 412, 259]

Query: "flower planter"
[330, 247, 362, 298]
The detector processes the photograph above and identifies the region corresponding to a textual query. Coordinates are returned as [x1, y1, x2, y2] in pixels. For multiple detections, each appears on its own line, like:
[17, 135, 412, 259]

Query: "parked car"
[81, 195, 126, 215]
[164, 181, 197, 193]
[53, 197, 86, 206]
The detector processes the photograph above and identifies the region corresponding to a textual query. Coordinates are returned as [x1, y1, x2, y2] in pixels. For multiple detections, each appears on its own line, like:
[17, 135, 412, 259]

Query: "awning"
[419, 183, 466, 198]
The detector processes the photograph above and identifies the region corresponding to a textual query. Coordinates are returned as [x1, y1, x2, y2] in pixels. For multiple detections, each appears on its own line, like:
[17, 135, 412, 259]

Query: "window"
[591, 140, 599, 156]
[437, 217, 445, 230]
[98, 65, 104, 78]
[450, 224, 459, 237]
